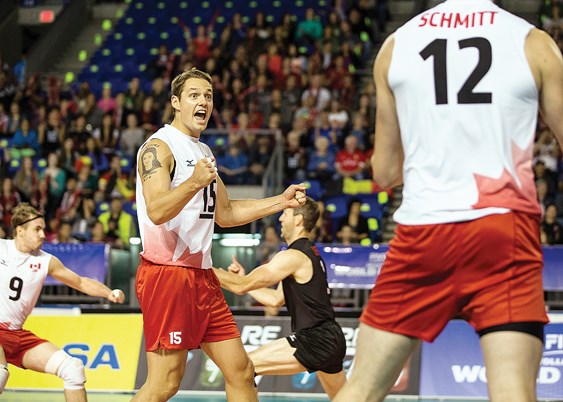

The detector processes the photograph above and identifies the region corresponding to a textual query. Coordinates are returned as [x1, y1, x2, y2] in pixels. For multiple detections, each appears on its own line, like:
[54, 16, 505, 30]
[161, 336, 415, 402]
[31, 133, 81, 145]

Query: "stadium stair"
[41, 2, 128, 86]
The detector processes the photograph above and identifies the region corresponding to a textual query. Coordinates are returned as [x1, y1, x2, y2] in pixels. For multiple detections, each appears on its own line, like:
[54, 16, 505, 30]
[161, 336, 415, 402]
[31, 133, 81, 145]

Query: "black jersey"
[282, 238, 335, 332]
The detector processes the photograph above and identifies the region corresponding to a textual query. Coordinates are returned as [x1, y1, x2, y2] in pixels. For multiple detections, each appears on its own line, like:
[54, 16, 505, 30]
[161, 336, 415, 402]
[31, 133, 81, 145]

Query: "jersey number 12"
[420, 37, 492, 105]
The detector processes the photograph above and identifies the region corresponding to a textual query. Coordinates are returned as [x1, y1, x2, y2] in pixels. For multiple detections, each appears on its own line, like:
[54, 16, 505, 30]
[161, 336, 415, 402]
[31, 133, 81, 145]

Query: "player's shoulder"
[526, 27, 558, 49]
[0, 238, 12, 253]
[276, 247, 308, 263]
[139, 131, 172, 157]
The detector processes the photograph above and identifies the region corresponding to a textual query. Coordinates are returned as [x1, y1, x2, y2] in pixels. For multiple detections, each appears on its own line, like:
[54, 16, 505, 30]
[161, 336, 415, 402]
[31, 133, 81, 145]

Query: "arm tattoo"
[140, 145, 163, 180]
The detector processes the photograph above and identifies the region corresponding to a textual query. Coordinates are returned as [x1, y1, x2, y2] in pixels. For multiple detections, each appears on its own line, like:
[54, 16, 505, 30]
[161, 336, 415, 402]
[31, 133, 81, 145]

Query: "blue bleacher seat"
[96, 201, 110, 216]
[301, 180, 323, 200]
[119, 155, 135, 174]
[356, 193, 385, 221]
[34, 157, 47, 173]
[8, 159, 20, 176]
[324, 194, 350, 221]
[356, 192, 389, 243]
[122, 200, 137, 219]
[77, 0, 330, 93]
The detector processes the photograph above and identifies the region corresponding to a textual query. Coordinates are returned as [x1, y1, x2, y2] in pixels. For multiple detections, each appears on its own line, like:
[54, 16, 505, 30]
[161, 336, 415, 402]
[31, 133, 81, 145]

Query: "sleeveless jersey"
[136, 124, 216, 268]
[389, 0, 540, 225]
[282, 238, 335, 332]
[0, 239, 51, 330]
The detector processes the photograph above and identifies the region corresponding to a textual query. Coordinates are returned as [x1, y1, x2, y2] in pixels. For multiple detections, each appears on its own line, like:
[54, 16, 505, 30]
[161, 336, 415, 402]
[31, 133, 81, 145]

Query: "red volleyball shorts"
[135, 258, 240, 351]
[0, 328, 48, 368]
[361, 211, 549, 342]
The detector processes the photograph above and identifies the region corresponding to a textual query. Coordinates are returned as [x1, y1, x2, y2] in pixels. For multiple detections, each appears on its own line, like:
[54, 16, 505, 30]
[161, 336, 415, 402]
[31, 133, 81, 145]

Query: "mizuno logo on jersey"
[29, 263, 41, 271]
[186, 159, 195, 166]
[0, 259, 6, 266]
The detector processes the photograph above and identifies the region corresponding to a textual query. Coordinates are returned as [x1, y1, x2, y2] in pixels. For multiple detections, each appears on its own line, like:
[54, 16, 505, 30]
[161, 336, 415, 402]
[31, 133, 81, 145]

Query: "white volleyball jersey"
[136, 124, 216, 268]
[389, 0, 540, 225]
[0, 239, 51, 330]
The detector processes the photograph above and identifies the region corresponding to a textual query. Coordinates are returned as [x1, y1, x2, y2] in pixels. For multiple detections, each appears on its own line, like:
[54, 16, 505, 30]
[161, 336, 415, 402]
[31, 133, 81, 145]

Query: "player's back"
[390, 0, 541, 225]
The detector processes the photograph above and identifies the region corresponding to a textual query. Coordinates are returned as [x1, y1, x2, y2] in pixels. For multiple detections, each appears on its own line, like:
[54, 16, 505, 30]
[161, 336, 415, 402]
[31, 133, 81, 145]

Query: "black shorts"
[286, 320, 346, 374]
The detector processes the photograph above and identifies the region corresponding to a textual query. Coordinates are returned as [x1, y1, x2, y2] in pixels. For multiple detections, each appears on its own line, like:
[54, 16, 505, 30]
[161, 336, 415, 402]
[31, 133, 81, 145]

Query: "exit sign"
[39, 9, 55, 23]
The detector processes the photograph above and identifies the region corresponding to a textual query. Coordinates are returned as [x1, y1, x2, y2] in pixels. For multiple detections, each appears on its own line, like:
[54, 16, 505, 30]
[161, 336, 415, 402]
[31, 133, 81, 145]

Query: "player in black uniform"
[214, 197, 347, 400]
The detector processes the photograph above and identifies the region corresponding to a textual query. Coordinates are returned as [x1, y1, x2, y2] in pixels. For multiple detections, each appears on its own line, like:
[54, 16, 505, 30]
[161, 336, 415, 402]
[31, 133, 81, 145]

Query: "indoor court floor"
[3, 391, 562, 402]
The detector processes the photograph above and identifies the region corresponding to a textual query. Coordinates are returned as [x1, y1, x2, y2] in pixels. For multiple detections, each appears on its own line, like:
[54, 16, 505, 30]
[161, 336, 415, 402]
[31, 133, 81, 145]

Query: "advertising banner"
[42, 243, 109, 286]
[543, 247, 563, 291]
[39, 243, 563, 289]
[10, 313, 562, 398]
[316, 244, 563, 290]
[134, 316, 421, 395]
[8, 314, 143, 390]
[420, 320, 563, 398]
[318, 244, 389, 289]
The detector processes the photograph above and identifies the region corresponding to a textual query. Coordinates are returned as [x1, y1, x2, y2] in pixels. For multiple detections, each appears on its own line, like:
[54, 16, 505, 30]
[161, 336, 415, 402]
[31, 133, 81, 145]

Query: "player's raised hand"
[283, 183, 307, 208]
[228, 255, 246, 276]
[192, 156, 218, 189]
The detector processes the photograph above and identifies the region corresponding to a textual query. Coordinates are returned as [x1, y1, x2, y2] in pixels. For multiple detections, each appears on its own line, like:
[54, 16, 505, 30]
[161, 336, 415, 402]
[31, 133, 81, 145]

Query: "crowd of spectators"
[0, 0, 562, 247]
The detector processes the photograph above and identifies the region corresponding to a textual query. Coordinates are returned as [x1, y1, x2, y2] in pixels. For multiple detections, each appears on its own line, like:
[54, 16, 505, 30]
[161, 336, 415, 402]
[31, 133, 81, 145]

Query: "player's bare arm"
[246, 282, 285, 308]
[214, 249, 305, 295]
[371, 35, 405, 189]
[525, 28, 563, 148]
[139, 138, 217, 225]
[214, 180, 307, 228]
[226, 256, 286, 307]
[47, 257, 124, 303]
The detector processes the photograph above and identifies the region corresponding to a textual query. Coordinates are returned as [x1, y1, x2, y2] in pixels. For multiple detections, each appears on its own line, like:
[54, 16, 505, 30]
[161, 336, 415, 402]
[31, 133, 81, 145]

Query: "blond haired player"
[132, 67, 306, 402]
[334, 0, 563, 401]
[0, 202, 125, 401]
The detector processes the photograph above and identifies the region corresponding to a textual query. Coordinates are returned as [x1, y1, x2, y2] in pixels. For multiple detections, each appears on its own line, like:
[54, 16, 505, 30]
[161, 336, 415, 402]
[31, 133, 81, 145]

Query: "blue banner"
[420, 319, 563, 398]
[318, 244, 389, 289]
[543, 247, 563, 291]
[42, 243, 109, 286]
[318, 244, 563, 291]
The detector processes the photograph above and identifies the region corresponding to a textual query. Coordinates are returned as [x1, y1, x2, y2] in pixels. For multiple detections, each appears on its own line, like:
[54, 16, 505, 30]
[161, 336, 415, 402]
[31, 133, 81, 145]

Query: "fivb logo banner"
[420, 320, 563, 398]
[153, 316, 421, 394]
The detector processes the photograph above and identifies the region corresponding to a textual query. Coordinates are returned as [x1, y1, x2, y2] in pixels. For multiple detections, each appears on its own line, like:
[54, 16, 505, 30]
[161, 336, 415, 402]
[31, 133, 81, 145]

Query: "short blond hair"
[170, 67, 212, 100]
[11, 203, 43, 229]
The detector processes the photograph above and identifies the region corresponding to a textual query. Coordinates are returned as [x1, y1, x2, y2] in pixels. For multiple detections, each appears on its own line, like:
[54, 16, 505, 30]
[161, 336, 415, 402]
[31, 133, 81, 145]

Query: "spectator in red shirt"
[334, 134, 366, 180]
[191, 24, 213, 65]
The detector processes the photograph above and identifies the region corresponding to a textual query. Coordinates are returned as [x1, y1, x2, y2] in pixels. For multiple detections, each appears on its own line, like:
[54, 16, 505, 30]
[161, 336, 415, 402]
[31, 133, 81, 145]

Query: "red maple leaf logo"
[472, 139, 541, 216]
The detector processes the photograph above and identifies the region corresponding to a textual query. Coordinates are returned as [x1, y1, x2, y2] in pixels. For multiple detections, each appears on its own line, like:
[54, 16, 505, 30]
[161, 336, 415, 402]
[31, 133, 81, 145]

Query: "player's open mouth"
[195, 111, 207, 121]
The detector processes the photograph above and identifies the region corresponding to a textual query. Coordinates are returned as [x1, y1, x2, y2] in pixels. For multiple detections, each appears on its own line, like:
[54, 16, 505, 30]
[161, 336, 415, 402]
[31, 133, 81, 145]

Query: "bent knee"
[223, 356, 255, 385]
[45, 350, 86, 390]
